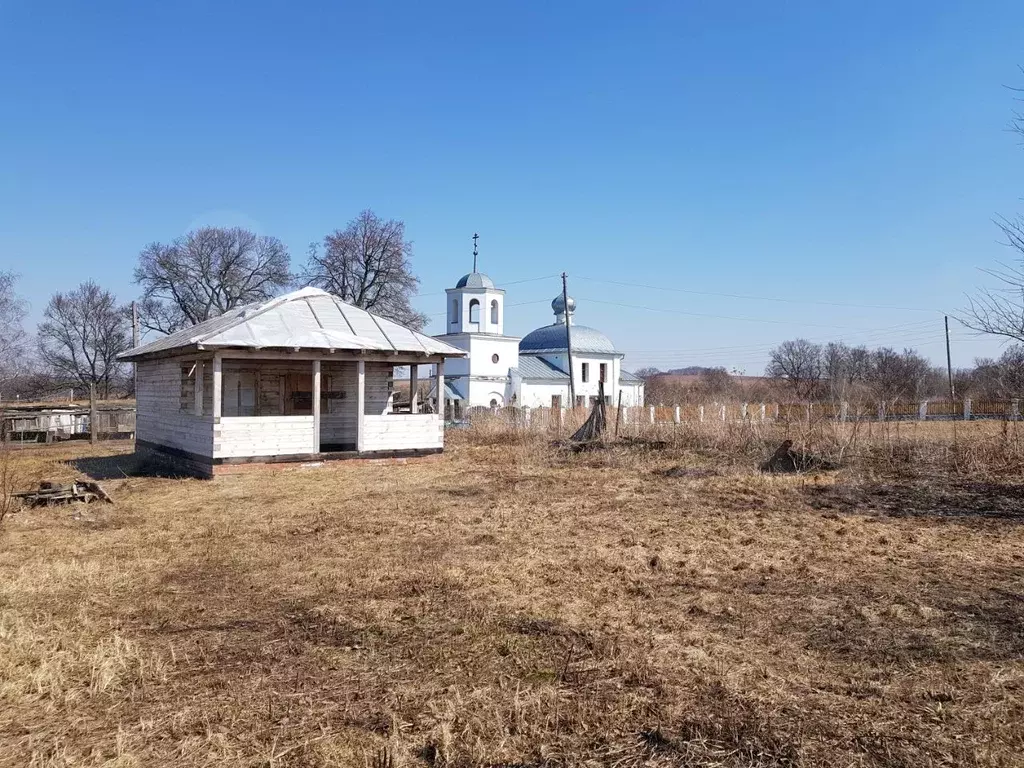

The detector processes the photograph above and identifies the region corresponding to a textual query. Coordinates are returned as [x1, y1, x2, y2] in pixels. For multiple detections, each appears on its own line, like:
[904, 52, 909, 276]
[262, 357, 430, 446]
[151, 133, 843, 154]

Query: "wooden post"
[674, 405, 680, 424]
[615, 390, 623, 437]
[720, 404, 726, 422]
[918, 400, 928, 421]
[212, 354, 223, 420]
[410, 364, 419, 414]
[649, 405, 655, 424]
[435, 360, 444, 421]
[698, 404, 704, 423]
[194, 360, 204, 416]
[357, 359, 367, 451]
[312, 359, 321, 454]
[89, 383, 97, 445]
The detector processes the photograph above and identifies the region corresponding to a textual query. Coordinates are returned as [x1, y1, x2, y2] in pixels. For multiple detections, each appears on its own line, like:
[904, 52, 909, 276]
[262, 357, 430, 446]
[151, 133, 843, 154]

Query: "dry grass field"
[1, 420, 1023, 767]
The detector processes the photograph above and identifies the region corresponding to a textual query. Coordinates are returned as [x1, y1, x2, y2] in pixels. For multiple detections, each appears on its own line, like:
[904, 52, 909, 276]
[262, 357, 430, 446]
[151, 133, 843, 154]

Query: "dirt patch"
[804, 479, 1024, 521]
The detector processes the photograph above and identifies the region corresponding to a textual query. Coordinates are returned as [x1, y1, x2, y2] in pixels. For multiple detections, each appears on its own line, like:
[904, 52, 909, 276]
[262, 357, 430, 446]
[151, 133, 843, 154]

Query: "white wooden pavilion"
[118, 288, 465, 477]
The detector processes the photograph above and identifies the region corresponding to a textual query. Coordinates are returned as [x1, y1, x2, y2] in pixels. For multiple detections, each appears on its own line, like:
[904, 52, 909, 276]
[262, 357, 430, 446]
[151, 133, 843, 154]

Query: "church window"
[581, 362, 589, 383]
[491, 353, 499, 364]
[469, 299, 480, 324]
[451, 299, 458, 325]
[490, 299, 499, 325]
[599, 363, 607, 382]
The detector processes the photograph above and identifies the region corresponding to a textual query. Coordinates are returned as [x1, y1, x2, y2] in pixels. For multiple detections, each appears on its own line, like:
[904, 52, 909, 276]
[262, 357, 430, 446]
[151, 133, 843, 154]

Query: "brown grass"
[1, 422, 1023, 767]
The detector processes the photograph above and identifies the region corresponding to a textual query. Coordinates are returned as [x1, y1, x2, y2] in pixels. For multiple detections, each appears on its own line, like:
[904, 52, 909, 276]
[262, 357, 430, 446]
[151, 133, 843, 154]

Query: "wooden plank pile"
[12, 480, 113, 508]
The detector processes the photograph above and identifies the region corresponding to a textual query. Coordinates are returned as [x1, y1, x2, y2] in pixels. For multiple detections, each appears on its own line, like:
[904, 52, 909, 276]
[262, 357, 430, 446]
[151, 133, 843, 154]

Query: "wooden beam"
[356, 359, 365, 452]
[312, 359, 321, 454]
[194, 358, 204, 416]
[212, 353, 223, 421]
[436, 359, 445, 419]
[410, 364, 419, 414]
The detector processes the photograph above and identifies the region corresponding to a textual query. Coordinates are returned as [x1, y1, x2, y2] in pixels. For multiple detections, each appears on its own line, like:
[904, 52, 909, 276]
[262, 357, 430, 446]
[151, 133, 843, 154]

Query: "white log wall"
[214, 416, 316, 458]
[360, 414, 443, 452]
[137, 358, 214, 457]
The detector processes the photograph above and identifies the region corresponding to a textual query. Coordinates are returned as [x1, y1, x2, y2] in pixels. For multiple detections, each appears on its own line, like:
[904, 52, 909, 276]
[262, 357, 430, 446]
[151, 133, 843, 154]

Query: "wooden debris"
[569, 381, 608, 445]
[759, 440, 839, 473]
[12, 479, 114, 508]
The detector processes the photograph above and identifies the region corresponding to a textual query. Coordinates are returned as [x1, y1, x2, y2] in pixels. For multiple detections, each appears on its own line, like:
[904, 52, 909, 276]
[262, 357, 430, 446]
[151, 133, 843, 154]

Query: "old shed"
[118, 288, 465, 477]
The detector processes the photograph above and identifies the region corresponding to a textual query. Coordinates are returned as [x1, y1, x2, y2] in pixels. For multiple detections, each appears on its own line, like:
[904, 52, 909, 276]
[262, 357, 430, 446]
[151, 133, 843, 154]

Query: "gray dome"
[519, 323, 617, 355]
[455, 272, 495, 289]
[552, 294, 576, 314]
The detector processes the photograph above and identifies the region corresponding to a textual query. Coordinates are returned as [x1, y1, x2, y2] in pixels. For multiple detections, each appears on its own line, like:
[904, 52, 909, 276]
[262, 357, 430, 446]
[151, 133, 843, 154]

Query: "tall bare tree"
[766, 338, 823, 401]
[0, 271, 28, 383]
[37, 281, 131, 399]
[865, 347, 941, 403]
[300, 210, 428, 330]
[964, 74, 1024, 342]
[822, 342, 870, 402]
[135, 227, 291, 334]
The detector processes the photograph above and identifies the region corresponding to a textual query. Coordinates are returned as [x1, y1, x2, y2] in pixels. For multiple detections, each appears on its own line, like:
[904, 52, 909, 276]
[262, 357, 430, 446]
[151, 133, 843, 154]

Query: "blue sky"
[2, 0, 1023, 373]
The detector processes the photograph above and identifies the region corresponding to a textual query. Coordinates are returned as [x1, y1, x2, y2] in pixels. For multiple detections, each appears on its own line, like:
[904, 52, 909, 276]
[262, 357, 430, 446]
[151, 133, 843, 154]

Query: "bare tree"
[37, 282, 131, 399]
[822, 342, 870, 402]
[766, 339, 823, 401]
[633, 367, 662, 380]
[300, 210, 428, 330]
[135, 227, 291, 334]
[696, 367, 735, 399]
[963, 75, 1024, 342]
[0, 272, 28, 382]
[865, 347, 941, 403]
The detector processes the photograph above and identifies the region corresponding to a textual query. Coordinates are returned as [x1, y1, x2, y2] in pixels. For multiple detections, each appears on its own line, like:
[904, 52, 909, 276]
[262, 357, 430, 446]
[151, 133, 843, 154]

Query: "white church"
[432, 264, 644, 412]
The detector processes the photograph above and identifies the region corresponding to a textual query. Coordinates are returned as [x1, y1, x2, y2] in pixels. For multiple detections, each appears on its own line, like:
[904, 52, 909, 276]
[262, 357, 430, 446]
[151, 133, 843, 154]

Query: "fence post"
[673, 405, 680, 424]
[698, 405, 704, 423]
[649, 406, 655, 424]
[1012, 399, 1020, 421]
[720, 404, 726, 422]
[918, 401, 928, 421]
[774, 403, 780, 420]
[760, 403, 766, 422]
[964, 398, 972, 421]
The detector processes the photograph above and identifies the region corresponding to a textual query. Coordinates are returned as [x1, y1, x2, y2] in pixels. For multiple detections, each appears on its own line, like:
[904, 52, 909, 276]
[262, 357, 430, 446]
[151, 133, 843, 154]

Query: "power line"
[577, 296, 915, 330]
[575, 275, 942, 314]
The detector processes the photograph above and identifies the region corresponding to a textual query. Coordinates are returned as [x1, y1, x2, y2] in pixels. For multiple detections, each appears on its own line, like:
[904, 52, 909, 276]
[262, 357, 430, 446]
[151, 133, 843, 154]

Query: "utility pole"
[562, 272, 576, 408]
[945, 315, 955, 401]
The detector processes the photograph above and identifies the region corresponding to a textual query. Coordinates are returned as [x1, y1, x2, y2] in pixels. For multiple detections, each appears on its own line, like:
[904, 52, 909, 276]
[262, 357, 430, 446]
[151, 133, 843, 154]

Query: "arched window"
[469, 299, 480, 324]
[490, 299, 499, 325]
[451, 299, 458, 325]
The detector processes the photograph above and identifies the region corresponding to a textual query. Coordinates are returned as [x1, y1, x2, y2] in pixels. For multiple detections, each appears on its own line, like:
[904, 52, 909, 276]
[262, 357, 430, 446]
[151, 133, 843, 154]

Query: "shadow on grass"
[68, 452, 191, 480]
[803, 479, 1024, 522]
